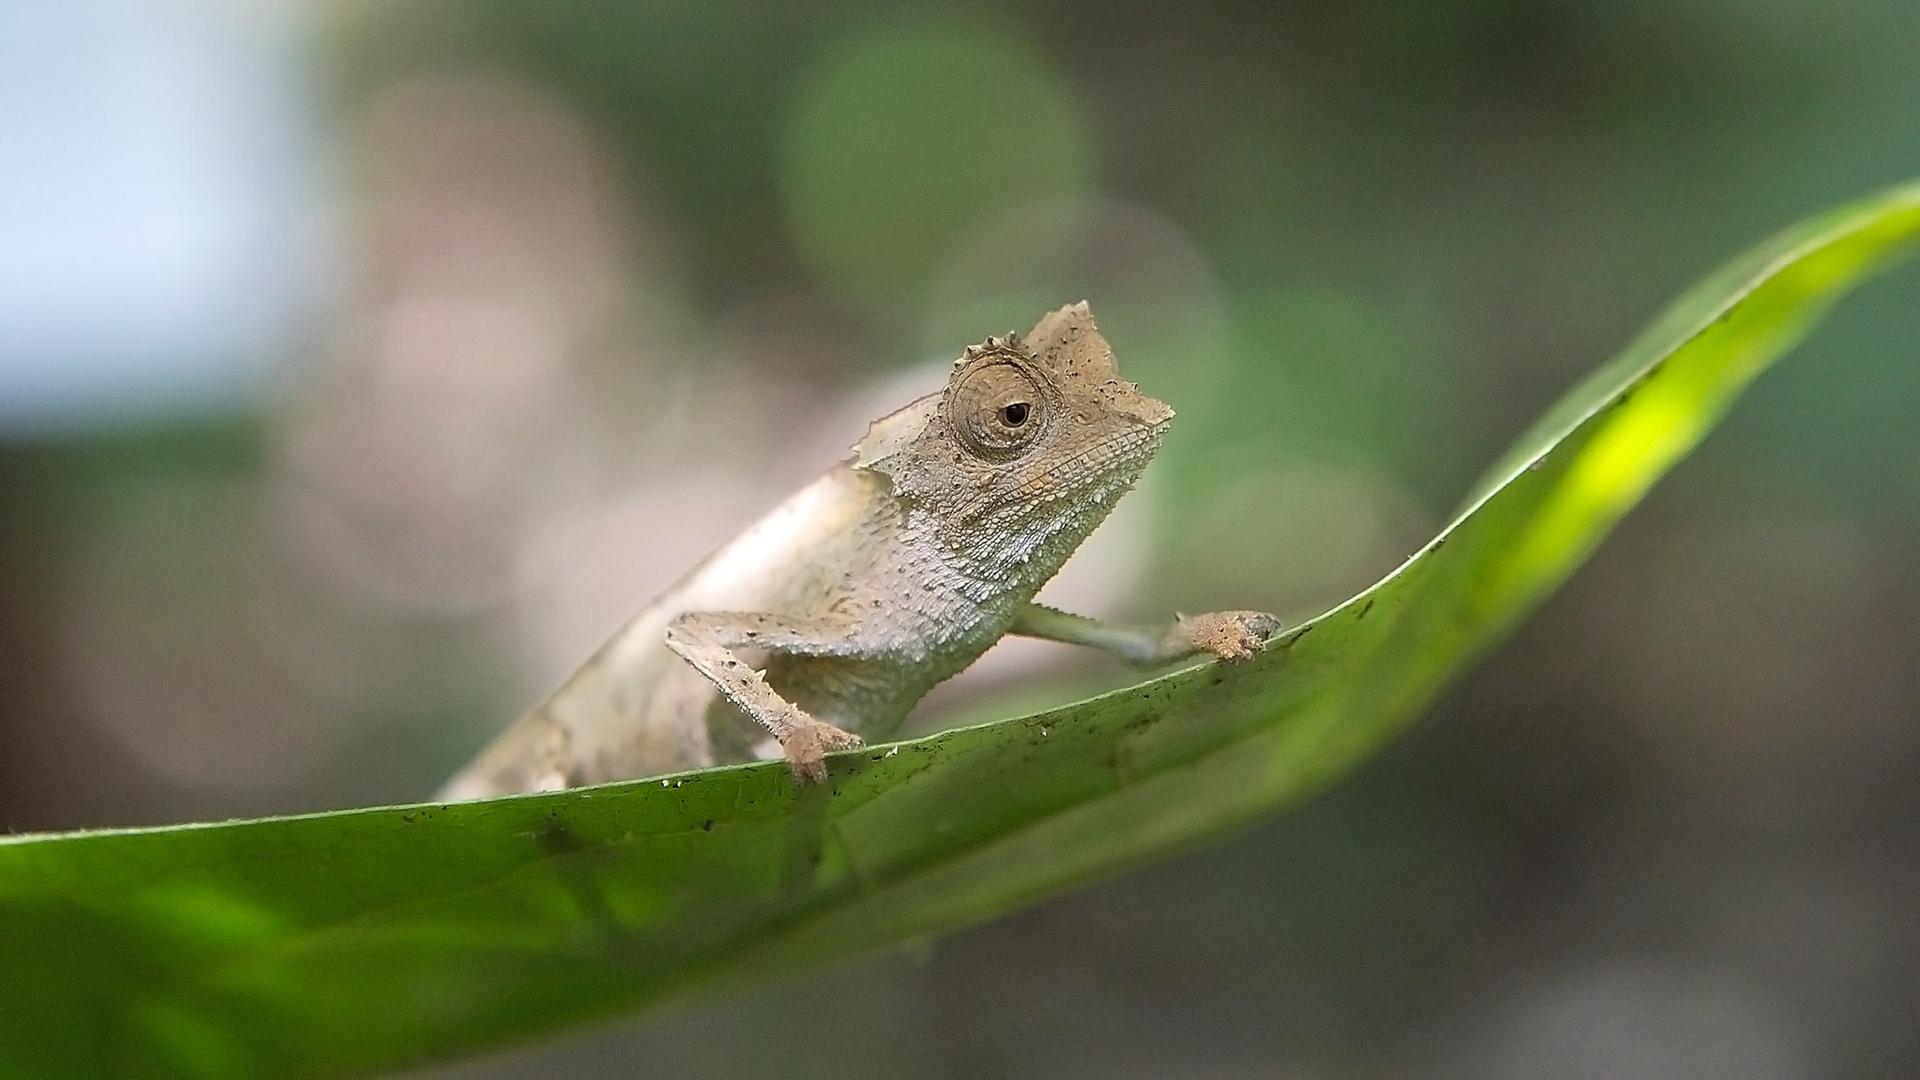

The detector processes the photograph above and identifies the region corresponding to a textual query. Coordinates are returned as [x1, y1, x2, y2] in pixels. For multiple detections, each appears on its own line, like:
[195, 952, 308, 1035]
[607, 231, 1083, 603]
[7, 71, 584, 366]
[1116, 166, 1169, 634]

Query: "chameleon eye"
[949, 362, 1046, 457]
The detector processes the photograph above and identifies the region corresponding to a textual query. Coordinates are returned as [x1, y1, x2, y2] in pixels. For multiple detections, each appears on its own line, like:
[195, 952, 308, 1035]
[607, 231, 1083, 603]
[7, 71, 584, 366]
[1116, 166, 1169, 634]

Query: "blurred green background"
[4, 2, 1918, 1077]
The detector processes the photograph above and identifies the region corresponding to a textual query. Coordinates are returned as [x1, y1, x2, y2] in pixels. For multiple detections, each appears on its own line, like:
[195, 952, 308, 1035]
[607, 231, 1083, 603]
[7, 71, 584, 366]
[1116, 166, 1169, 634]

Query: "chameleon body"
[444, 303, 1277, 795]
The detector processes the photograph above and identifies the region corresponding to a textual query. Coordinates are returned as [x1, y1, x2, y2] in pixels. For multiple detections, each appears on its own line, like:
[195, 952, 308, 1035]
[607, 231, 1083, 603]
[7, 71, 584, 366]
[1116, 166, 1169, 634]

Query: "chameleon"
[442, 302, 1279, 796]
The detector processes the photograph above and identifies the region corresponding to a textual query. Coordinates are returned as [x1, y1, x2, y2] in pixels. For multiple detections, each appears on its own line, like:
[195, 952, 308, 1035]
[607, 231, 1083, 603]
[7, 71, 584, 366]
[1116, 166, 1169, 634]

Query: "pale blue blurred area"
[0, 1, 322, 432]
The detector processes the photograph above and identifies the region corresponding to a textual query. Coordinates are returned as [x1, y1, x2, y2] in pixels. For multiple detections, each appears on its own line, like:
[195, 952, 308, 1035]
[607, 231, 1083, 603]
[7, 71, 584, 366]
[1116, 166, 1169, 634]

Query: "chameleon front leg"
[1010, 603, 1282, 668]
[663, 611, 868, 783]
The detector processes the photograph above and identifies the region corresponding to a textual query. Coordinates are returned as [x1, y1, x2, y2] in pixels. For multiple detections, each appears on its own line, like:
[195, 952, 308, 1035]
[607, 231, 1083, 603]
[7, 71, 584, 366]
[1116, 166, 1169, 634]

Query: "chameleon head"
[856, 302, 1174, 568]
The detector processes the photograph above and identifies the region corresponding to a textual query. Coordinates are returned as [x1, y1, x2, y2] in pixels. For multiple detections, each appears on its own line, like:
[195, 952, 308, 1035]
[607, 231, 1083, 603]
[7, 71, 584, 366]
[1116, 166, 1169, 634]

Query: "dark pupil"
[1001, 401, 1030, 426]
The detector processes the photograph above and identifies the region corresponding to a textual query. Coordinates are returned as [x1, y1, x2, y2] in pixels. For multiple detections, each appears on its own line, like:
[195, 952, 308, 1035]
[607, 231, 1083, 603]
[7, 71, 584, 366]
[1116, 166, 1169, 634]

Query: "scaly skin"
[442, 302, 1279, 795]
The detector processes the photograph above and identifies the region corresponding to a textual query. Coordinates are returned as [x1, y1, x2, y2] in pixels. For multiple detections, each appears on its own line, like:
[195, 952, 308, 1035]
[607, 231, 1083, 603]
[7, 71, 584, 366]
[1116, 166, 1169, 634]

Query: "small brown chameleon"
[443, 302, 1278, 796]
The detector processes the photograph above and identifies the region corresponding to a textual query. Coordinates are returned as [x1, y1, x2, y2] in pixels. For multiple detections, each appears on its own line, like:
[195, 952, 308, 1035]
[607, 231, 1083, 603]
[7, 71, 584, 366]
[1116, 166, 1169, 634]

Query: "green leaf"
[6, 182, 1920, 1079]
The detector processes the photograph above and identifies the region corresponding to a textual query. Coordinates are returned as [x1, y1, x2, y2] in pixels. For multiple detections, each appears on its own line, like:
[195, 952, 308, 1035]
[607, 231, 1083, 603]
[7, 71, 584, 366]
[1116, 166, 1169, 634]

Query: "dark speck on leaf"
[701, 819, 714, 832]
[1358, 598, 1375, 620]
[536, 822, 582, 856]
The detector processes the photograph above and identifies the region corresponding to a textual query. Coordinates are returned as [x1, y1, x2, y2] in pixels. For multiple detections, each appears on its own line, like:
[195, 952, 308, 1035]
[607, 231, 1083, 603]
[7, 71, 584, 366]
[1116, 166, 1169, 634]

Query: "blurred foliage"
[3, 182, 1915, 1078]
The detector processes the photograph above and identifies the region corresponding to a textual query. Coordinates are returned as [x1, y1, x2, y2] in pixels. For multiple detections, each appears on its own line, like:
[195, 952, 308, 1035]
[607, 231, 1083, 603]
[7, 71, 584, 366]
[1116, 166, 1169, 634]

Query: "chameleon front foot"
[1178, 610, 1283, 662]
[780, 719, 864, 784]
